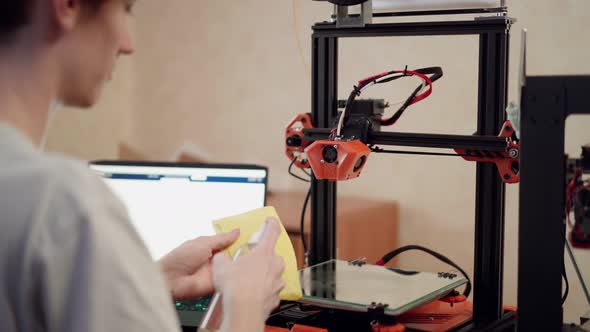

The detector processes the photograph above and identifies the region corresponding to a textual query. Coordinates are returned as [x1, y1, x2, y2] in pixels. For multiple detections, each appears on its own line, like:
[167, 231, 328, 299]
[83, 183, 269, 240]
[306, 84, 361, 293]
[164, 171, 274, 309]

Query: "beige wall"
[46, 0, 590, 323]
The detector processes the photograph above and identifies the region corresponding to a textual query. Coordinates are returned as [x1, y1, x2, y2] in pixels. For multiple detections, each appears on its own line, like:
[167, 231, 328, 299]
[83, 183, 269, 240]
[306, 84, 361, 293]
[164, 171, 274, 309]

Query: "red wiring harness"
[566, 168, 584, 227]
[357, 69, 434, 107]
[335, 67, 443, 136]
[566, 168, 590, 248]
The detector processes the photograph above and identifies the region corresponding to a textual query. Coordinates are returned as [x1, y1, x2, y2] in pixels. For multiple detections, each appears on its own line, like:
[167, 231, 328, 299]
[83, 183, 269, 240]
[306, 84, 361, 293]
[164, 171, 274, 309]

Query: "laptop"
[89, 161, 268, 329]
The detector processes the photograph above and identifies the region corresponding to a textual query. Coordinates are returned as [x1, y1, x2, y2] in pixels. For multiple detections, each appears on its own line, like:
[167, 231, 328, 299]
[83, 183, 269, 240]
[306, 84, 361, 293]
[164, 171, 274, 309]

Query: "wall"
[46, 0, 590, 323]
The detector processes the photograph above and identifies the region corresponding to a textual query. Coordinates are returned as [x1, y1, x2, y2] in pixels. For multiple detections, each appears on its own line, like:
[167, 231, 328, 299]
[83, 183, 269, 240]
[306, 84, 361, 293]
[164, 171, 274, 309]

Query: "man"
[0, 1, 285, 331]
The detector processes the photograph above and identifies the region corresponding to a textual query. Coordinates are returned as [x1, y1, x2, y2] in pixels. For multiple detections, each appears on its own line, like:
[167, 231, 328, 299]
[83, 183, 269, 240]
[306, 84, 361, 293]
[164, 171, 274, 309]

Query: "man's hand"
[213, 218, 286, 332]
[158, 229, 240, 301]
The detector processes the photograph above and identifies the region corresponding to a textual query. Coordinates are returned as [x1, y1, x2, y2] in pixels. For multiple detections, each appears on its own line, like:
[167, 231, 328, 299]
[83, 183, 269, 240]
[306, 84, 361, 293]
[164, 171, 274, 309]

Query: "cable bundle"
[335, 66, 443, 138]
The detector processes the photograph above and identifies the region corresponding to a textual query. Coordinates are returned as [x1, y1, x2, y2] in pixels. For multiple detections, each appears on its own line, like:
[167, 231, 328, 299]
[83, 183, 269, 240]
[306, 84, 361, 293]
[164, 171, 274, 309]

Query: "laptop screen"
[89, 162, 268, 260]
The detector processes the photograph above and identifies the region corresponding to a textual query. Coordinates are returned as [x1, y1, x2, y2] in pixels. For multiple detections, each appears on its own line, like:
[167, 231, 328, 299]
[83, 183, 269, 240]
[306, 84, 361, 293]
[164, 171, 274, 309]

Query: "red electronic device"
[305, 140, 371, 181]
[284, 67, 522, 184]
[566, 162, 590, 248]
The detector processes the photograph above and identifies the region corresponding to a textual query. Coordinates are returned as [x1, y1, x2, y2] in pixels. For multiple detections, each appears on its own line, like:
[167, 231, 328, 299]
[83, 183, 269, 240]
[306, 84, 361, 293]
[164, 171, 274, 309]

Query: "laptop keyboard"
[176, 297, 211, 312]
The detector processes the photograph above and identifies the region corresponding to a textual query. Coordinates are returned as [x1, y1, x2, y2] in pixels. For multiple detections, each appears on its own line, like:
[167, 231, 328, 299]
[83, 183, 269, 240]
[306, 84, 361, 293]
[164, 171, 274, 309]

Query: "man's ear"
[49, 0, 81, 32]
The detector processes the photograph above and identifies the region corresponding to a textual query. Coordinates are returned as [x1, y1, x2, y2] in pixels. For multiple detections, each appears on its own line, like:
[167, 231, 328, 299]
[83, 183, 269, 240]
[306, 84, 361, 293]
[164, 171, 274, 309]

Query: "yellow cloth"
[212, 207, 302, 301]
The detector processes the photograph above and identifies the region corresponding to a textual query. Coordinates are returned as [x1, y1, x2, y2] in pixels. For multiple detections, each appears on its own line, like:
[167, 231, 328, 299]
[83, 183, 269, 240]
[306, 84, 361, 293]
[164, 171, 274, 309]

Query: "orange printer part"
[371, 323, 406, 332]
[265, 325, 328, 332]
[285, 113, 314, 169]
[305, 139, 371, 181]
[455, 120, 520, 184]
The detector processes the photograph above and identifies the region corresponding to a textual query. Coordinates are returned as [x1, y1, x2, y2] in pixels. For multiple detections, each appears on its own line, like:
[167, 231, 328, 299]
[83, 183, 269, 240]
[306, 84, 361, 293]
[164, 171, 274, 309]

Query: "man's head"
[0, 0, 136, 108]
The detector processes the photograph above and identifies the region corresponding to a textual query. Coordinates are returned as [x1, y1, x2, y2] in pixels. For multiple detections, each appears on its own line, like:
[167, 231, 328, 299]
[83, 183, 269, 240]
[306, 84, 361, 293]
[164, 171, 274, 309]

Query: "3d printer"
[274, 0, 590, 331]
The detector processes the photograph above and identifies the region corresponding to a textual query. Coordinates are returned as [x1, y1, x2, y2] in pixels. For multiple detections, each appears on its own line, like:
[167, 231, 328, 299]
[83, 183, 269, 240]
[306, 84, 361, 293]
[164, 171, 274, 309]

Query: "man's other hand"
[213, 218, 286, 332]
[158, 229, 240, 301]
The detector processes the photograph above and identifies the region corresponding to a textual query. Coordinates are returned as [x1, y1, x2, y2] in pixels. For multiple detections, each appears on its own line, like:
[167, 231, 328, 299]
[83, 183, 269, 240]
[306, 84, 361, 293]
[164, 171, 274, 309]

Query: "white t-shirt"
[0, 123, 180, 332]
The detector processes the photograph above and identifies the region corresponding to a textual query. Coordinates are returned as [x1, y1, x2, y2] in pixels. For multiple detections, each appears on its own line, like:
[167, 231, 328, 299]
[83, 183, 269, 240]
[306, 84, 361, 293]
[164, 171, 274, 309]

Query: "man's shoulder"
[40, 154, 124, 214]
[1, 152, 123, 218]
[0, 153, 132, 264]
[42, 155, 106, 194]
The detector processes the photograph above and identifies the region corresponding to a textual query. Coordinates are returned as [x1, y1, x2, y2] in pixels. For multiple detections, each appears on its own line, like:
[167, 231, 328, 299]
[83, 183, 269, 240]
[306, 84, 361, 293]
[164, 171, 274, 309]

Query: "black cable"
[373, 74, 405, 84]
[380, 84, 423, 126]
[287, 159, 313, 264]
[288, 159, 311, 183]
[561, 210, 569, 306]
[340, 67, 443, 132]
[301, 167, 311, 177]
[380, 67, 444, 126]
[379, 245, 472, 297]
[370, 146, 471, 158]
[563, 259, 569, 305]
[566, 236, 590, 307]
[414, 67, 444, 83]
[338, 86, 363, 138]
[301, 186, 312, 260]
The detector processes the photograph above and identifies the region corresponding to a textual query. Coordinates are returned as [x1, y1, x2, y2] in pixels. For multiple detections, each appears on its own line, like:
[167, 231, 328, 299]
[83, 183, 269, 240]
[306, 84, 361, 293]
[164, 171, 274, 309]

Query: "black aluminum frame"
[518, 76, 590, 331]
[309, 17, 514, 330]
[304, 129, 509, 151]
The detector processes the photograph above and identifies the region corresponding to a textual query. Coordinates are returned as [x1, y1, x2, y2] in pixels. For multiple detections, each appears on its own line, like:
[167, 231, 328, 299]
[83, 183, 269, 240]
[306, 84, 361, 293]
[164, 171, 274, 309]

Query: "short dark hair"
[0, 0, 103, 44]
[0, 1, 34, 42]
